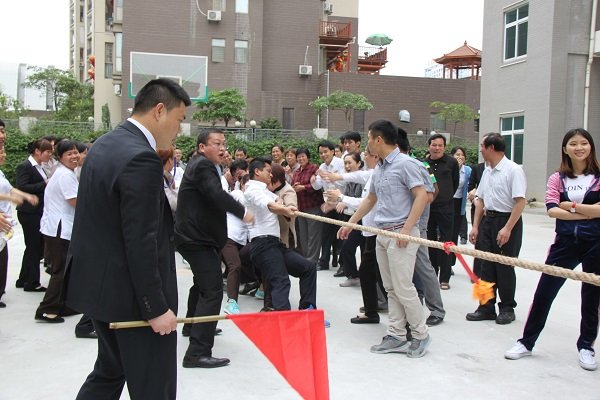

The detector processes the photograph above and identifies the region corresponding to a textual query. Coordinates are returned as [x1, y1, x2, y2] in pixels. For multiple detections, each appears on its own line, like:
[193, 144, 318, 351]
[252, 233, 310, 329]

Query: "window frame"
[212, 38, 226, 63]
[104, 42, 114, 79]
[235, 0, 248, 13]
[234, 40, 248, 64]
[500, 115, 525, 165]
[503, 2, 528, 62]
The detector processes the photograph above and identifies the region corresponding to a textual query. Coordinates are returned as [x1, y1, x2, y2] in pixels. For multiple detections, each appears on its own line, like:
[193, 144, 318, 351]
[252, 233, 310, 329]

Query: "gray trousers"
[297, 207, 323, 264]
[415, 229, 446, 319]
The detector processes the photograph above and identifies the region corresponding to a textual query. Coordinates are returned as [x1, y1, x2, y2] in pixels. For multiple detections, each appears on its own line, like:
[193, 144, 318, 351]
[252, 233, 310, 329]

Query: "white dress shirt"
[40, 163, 78, 241]
[227, 189, 249, 245]
[127, 117, 157, 151]
[312, 156, 345, 191]
[244, 180, 280, 240]
[28, 155, 48, 180]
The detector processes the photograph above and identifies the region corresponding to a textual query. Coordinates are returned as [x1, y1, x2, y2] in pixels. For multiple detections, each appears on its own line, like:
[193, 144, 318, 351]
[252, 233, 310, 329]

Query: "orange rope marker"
[443, 242, 495, 304]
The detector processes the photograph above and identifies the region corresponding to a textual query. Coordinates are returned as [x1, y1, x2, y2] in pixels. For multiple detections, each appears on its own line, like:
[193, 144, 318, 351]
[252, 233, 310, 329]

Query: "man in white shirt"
[467, 133, 527, 325]
[245, 158, 317, 311]
[311, 140, 345, 270]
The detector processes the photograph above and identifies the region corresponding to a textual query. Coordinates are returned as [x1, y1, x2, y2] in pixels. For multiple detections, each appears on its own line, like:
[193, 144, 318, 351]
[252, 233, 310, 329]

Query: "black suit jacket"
[15, 159, 46, 214]
[468, 162, 486, 192]
[65, 120, 177, 322]
[175, 154, 245, 251]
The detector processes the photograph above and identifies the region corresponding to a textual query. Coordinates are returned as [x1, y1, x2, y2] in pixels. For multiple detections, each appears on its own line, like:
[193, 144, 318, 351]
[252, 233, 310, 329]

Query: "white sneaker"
[579, 349, 597, 371]
[504, 341, 532, 360]
[223, 299, 240, 315]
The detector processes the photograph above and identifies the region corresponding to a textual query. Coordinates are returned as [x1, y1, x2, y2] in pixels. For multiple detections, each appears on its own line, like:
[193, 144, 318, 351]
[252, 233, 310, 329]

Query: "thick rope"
[295, 211, 600, 287]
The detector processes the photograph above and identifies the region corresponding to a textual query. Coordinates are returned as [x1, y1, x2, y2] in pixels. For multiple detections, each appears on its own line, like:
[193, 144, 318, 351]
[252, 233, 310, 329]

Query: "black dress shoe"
[333, 268, 345, 278]
[426, 315, 444, 326]
[182, 355, 230, 368]
[350, 314, 379, 324]
[75, 330, 98, 339]
[35, 313, 65, 323]
[496, 311, 516, 325]
[15, 280, 24, 289]
[24, 285, 47, 292]
[0, 301, 5, 308]
[214, 328, 222, 335]
[316, 262, 329, 271]
[466, 309, 497, 321]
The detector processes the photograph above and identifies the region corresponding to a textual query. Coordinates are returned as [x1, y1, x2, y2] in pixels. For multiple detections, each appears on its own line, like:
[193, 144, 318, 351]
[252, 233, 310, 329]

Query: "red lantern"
[89, 55, 95, 67]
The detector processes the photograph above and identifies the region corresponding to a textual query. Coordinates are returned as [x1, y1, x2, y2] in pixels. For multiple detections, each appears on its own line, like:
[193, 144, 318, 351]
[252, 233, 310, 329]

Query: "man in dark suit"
[175, 128, 254, 369]
[15, 138, 53, 292]
[65, 78, 191, 400]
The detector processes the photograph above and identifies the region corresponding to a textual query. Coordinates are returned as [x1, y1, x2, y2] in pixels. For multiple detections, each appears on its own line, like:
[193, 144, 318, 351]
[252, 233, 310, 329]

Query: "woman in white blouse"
[35, 140, 80, 323]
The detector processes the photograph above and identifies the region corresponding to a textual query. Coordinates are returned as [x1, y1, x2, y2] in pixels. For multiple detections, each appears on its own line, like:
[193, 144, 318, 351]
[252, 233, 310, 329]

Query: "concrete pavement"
[0, 208, 598, 399]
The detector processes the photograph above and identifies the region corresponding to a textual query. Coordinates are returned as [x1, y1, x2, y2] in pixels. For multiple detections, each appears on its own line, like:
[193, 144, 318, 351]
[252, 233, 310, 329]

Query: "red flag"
[227, 310, 329, 400]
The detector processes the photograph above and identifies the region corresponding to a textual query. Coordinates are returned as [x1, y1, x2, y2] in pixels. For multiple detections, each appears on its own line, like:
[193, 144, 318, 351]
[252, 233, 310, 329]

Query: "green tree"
[309, 90, 373, 128]
[430, 101, 479, 134]
[259, 117, 283, 129]
[193, 88, 246, 127]
[21, 66, 93, 121]
[0, 89, 27, 119]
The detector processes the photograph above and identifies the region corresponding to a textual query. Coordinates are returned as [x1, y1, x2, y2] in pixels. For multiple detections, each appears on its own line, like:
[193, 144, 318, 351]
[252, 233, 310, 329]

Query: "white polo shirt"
[244, 179, 280, 241]
[476, 156, 526, 213]
[40, 163, 78, 240]
[226, 189, 249, 245]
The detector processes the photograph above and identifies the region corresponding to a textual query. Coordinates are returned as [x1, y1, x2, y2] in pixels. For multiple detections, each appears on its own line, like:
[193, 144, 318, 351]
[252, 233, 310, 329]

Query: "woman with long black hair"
[504, 128, 600, 371]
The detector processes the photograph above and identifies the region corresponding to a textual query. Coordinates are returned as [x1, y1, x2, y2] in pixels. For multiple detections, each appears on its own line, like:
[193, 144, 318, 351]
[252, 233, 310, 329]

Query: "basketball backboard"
[129, 51, 208, 101]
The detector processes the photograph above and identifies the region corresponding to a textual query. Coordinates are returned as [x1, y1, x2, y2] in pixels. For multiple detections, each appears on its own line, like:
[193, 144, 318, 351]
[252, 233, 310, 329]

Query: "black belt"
[485, 210, 511, 218]
[250, 235, 279, 243]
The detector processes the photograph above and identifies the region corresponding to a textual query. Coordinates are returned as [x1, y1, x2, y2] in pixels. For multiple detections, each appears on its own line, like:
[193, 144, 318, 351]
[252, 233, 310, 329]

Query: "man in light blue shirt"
[338, 120, 431, 358]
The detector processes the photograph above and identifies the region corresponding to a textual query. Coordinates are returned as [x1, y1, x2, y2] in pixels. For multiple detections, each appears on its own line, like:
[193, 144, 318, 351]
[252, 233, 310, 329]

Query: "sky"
[0, 0, 483, 89]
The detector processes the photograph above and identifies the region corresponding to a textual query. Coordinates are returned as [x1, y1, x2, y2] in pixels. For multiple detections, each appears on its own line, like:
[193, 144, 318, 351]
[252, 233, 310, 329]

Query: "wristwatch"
[570, 202, 577, 213]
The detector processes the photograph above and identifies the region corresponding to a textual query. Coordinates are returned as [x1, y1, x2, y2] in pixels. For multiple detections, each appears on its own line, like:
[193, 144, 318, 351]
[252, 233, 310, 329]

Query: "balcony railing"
[319, 20, 352, 40]
[357, 46, 387, 64]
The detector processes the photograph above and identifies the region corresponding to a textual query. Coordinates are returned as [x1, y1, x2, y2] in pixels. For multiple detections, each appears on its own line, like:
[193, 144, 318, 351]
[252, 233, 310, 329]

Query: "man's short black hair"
[368, 120, 398, 146]
[230, 159, 248, 175]
[132, 78, 192, 115]
[196, 128, 224, 147]
[397, 127, 410, 152]
[482, 132, 506, 152]
[317, 140, 336, 151]
[428, 133, 446, 146]
[248, 157, 271, 179]
[344, 131, 362, 143]
[235, 147, 247, 156]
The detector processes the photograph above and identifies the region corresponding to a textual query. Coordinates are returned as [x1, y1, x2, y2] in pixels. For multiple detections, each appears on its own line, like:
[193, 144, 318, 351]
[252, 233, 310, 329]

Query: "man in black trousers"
[66, 78, 190, 400]
[175, 128, 254, 369]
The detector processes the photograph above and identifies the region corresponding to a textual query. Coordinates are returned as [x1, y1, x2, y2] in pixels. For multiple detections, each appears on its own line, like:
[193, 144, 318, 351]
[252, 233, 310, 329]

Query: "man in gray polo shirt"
[338, 119, 431, 358]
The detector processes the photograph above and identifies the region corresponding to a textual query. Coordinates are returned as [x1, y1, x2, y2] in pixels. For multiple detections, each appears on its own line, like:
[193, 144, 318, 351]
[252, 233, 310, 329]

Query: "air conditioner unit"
[207, 10, 221, 21]
[323, 2, 333, 15]
[298, 65, 313, 76]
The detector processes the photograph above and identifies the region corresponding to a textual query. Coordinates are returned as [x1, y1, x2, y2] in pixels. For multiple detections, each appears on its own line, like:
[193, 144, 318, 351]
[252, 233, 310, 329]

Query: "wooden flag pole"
[110, 314, 227, 330]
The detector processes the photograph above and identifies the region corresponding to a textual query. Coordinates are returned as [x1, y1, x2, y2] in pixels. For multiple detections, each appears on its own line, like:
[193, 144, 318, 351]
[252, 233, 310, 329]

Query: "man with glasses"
[175, 128, 254, 369]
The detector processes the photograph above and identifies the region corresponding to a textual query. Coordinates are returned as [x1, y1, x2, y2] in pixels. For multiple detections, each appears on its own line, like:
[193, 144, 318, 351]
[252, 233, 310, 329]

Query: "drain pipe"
[584, 0, 598, 130]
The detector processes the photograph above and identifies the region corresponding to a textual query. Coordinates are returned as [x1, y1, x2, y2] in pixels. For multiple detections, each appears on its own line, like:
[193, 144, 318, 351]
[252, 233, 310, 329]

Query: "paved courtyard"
[0, 208, 598, 399]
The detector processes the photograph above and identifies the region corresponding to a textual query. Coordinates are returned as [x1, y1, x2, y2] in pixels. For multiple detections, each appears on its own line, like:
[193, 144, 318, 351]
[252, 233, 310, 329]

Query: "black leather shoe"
[75, 330, 98, 339]
[214, 328, 222, 335]
[466, 309, 497, 321]
[316, 262, 329, 271]
[350, 314, 379, 324]
[333, 268, 345, 278]
[15, 280, 24, 288]
[35, 313, 65, 323]
[182, 356, 230, 368]
[496, 311, 516, 325]
[0, 301, 6, 308]
[426, 315, 444, 326]
[24, 285, 47, 292]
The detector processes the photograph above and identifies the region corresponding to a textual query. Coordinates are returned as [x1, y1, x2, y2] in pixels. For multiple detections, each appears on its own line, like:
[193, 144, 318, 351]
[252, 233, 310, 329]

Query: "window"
[114, 33, 122, 73]
[430, 113, 446, 132]
[114, 0, 123, 21]
[212, 39, 226, 63]
[213, 0, 226, 11]
[504, 3, 528, 61]
[500, 115, 524, 164]
[353, 110, 365, 132]
[282, 108, 295, 130]
[234, 40, 248, 63]
[236, 0, 248, 13]
[105, 43, 114, 78]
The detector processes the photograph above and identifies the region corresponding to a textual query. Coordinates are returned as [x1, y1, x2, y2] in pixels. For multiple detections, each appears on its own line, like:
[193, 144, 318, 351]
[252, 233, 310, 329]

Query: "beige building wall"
[328, 0, 359, 18]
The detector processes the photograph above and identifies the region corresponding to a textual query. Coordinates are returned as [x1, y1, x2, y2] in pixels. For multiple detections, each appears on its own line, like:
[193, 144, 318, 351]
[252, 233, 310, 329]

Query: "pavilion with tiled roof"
[434, 41, 481, 80]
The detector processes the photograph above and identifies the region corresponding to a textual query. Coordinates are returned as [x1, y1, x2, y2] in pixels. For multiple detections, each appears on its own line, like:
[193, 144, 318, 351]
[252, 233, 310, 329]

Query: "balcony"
[357, 46, 388, 75]
[319, 20, 353, 47]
